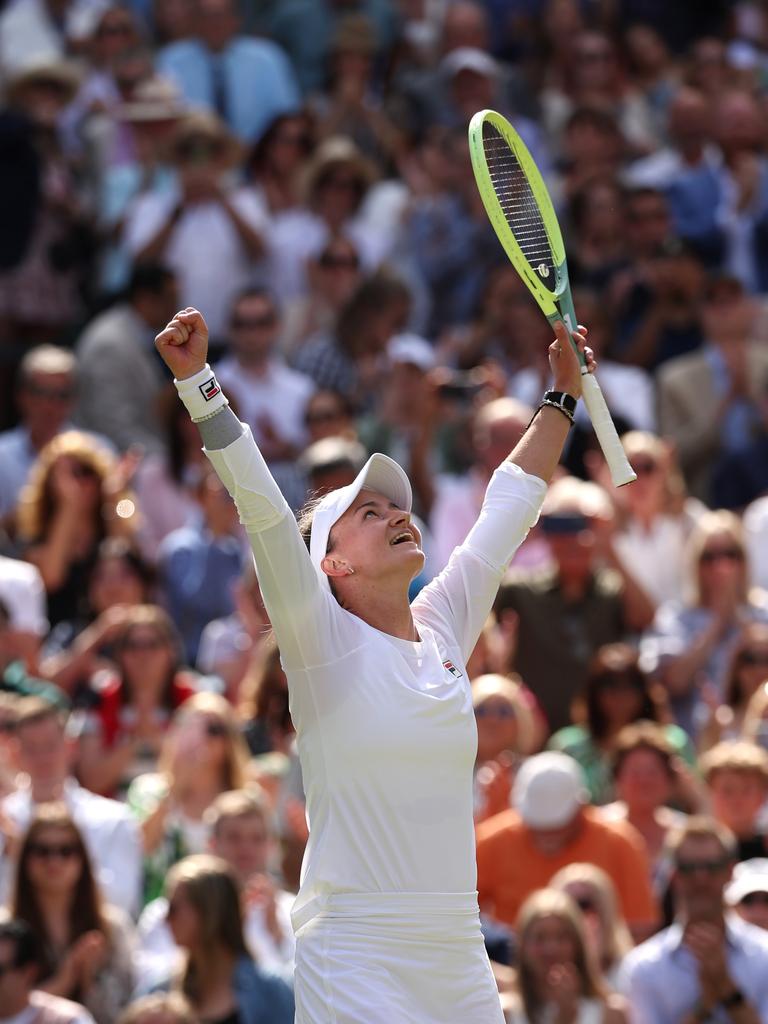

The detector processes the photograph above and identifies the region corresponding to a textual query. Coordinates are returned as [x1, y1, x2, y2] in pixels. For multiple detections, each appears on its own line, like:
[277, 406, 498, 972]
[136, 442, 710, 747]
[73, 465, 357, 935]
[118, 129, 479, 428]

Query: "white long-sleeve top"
[205, 426, 546, 928]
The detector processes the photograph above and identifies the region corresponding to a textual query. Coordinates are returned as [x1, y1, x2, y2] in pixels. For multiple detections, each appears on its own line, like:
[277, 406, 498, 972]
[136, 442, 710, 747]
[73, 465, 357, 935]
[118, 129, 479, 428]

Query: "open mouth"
[390, 531, 415, 546]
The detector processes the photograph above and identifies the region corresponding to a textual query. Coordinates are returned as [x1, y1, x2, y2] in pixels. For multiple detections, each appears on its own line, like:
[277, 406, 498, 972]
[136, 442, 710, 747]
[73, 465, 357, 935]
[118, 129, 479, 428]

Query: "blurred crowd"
[4, 0, 768, 1021]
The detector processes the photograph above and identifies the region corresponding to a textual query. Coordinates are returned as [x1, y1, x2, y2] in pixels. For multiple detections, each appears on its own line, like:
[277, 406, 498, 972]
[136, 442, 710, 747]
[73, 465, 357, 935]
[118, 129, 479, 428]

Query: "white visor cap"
[309, 453, 412, 588]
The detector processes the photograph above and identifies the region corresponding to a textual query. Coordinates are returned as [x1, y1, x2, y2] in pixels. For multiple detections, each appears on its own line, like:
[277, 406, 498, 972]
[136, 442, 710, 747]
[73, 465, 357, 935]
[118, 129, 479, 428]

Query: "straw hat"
[6, 59, 83, 105]
[169, 110, 242, 165]
[119, 77, 186, 123]
[299, 135, 377, 203]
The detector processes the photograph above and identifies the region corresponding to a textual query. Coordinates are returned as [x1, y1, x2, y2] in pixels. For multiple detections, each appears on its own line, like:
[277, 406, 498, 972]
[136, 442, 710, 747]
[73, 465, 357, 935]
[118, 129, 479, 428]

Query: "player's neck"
[343, 583, 419, 642]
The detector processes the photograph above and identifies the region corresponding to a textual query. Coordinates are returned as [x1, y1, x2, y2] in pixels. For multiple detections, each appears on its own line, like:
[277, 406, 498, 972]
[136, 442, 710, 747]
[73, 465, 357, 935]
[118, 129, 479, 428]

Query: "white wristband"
[174, 364, 229, 422]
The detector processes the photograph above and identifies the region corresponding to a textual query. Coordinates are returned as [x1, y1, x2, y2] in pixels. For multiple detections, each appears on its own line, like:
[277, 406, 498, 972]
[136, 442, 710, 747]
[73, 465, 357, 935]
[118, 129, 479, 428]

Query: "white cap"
[725, 858, 768, 905]
[513, 752, 588, 829]
[309, 453, 412, 590]
[388, 333, 435, 371]
[441, 46, 498, 80]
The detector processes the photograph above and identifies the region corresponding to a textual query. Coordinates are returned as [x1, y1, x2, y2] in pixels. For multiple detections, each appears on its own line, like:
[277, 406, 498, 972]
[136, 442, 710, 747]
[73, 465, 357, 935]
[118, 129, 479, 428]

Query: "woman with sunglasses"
[549, 643, 695, 805]
[503, 889, 628, 1024]
[698, 623, 768, 751]
[550, 863, 634, 989]
[154, 306, 593, 1023]
[8, 803, 134, 1023]
[75, 605, 196, 798]
[643, 509, 768, 740]
[126, 693, 250, 906]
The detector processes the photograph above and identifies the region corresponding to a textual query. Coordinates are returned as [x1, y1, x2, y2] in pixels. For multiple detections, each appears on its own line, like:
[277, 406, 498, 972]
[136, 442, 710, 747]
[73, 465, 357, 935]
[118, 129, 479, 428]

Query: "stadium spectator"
[549, 644, 695, 805]
[127, 693, 249, 905]
[215, 288, 315, 511]
[502, 888, 628, 1023]
[0, 918, 96, 1024]
[476, 752, 659, 941]
[0, 346, 81, 523]
[237, 641, 293, 758]
[0, 555, 48, 672]
[549, 862, 634, 988]
[123, 111, 266, 340]
[159, 854, 294, 1021]
[155, 0, 300, 143]
[495, 479, 649, 733]
[2, 697, 142, 915]
[657, 274, 768, 503]
[697, 623, 768, 750]
[700, 741, 768, 861]
[118, 992, 198, 1024]
[15, 431, 138, 627]
[8, 803, 135, 1023]
[158, 463, 246, 663]
[75, 262, 178, 454]
[74, 604, 196, 797]
[620, 816, 768, 1022]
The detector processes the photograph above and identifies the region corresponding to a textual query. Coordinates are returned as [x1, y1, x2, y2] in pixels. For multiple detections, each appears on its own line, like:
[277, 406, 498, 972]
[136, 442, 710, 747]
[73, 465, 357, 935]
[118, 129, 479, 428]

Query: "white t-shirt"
[123, 187, 267, 338]
[745, 496, 768, 592]
[205, 427, 546, 928]
[0, 555, 48, 635]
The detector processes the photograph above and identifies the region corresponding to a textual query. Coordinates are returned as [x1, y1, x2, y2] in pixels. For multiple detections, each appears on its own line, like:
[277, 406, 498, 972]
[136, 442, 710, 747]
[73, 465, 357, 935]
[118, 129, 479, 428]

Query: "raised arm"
[154, 309, 336, 669]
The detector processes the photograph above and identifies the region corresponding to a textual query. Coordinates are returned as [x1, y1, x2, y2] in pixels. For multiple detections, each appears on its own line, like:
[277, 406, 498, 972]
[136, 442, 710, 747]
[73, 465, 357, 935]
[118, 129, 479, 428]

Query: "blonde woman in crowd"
[548, 863, 634, 988]
[503, 889, 628, 1024]
[127, 693, 251, 905]
[161, 855, 293, 1023]
[16, 430, 137, 627]
[472, 672, 536, 824]
[119, 992, 199, 1024]
[7, 803, 135, 1024]
[698, 623, 768, 751]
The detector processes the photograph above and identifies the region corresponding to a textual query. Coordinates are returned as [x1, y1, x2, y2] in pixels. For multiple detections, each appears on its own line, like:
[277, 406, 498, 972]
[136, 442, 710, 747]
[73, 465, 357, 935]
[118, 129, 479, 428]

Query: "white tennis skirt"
[293, 891, 505, 1024]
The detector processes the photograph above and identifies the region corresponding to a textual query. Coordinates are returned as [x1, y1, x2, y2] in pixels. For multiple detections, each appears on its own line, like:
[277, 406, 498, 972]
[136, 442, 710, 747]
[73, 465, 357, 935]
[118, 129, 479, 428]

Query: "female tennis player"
[156, 306, 594, 1024]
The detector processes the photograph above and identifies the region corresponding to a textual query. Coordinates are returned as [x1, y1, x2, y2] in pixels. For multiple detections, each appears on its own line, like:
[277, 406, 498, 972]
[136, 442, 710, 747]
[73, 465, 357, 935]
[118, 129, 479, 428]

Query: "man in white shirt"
[216, 288, 315, 509]
[1, 699, 142, 916]
[0, 918, 95, 1024]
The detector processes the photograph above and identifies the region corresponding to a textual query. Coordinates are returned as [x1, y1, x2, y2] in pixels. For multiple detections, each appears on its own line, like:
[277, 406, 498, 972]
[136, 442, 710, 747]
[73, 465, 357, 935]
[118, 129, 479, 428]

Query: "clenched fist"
[155, 307, 210, 380]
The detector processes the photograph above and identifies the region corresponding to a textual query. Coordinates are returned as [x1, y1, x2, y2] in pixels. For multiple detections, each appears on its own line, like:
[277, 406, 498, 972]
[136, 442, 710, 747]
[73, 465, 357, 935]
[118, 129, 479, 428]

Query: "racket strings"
[481, 122, 555, 280]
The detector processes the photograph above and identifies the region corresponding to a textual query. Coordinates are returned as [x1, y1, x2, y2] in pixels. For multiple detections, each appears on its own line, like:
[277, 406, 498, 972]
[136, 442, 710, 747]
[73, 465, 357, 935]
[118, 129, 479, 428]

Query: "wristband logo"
[199, 377, 221, 401]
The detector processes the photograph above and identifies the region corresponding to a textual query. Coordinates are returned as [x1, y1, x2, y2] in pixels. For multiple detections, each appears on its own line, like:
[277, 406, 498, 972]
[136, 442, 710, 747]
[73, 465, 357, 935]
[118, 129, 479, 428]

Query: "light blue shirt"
[619, 916, 768, 1023]
[156, 36, 300, 142]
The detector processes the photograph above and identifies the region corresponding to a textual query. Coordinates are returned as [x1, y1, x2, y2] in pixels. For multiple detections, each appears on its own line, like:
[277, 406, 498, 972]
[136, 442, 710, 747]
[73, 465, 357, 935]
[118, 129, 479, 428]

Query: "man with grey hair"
[0, 345, 77, 520]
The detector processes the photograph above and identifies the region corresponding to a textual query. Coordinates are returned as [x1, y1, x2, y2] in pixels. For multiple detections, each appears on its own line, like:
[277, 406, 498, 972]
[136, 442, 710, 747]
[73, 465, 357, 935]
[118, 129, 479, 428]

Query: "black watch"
[543, 390, 577, 417]
[721, 987, 745, 1009]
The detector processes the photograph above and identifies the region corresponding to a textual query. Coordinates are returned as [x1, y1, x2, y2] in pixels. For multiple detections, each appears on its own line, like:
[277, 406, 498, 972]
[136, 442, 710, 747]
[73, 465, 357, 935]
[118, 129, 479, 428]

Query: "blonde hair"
[166, 854, 248, 1004]
[205, 787, 271, 838]
[118, 993, 199, 1024]
[516, 889, 606, 1021]
[16, 431, 119, 542]
[549, 863, 633, 970]
[471, 673, 535, 754]
[161, 693, 250, 792]
[686, 510, 748, 606]
[743, 683, 768, 744]
[700, 740, 768, 787]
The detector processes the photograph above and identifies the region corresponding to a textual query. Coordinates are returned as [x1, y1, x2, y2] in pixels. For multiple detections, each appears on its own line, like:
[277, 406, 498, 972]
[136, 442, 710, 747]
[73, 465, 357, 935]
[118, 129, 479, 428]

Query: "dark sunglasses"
[232, 314, 276, 330]
[71, 463, 98, 480]
[573, 895, 597, 914]
[597, 674, 642, 692]
[28, 842, 81, 861]
[122, 635, 167, 652]
[630, 458, 659, 476]
[739, 650, 768, 667]
[26, 383, 74, 401]
[700, 548, 743, 565]
[740, 891, 768, 907]
[306, 408, 344, 425]
[0, 719, 17, 735]
[475, 704, 516, 719]
[204, 721, 228, 738]
[275, 131, 310, 148]
[676, 858, 730, 876]
[319, 253, 359, 270]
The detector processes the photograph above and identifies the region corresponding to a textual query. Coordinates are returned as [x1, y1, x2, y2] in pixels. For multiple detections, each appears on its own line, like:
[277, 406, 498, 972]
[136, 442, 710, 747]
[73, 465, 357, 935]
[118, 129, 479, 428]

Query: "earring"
[347, 567, 355, 575]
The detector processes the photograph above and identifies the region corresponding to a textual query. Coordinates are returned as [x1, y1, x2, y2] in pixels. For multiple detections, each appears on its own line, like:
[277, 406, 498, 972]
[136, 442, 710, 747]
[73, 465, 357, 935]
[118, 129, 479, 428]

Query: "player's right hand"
[155, 307, 209, 380]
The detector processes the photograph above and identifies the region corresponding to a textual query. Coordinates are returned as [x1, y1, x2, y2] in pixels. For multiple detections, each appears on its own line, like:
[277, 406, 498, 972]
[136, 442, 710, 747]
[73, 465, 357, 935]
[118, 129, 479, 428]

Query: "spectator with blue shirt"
[156, 0, 300, 144]
[620, 816, 768, 1023]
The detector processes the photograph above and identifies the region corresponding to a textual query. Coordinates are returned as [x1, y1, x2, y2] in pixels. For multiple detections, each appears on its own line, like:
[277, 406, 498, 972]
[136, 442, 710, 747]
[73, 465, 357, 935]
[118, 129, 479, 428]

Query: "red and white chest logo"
[443, 660, 463, 679]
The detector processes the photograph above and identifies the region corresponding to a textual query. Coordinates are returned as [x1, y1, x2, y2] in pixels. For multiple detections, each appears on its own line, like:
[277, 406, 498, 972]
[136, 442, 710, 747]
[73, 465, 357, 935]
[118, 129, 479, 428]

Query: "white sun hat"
[513, 752, 588, 829]
[309, 453, 412, 589]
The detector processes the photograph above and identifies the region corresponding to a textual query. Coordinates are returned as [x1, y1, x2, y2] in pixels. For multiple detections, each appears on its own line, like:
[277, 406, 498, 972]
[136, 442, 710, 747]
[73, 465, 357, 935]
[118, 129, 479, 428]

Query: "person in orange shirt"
[476, 752, 659, 942]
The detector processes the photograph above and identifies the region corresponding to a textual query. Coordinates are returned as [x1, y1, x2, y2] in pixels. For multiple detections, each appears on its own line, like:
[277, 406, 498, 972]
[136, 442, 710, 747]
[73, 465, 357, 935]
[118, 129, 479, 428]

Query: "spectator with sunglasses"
[215, 289, 315, 512]
[126, 693, 250, 906]
[0, 919, 95, 1024]
[7, 803, 135, 1023]
[620, 816, 768, 1024]
[643, 510, 768, 740]
[697, 624, 768, 751]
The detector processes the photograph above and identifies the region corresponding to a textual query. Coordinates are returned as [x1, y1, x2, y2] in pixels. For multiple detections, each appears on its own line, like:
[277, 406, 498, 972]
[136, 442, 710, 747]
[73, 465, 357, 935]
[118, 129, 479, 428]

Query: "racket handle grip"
[579, 374, 637, 487]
